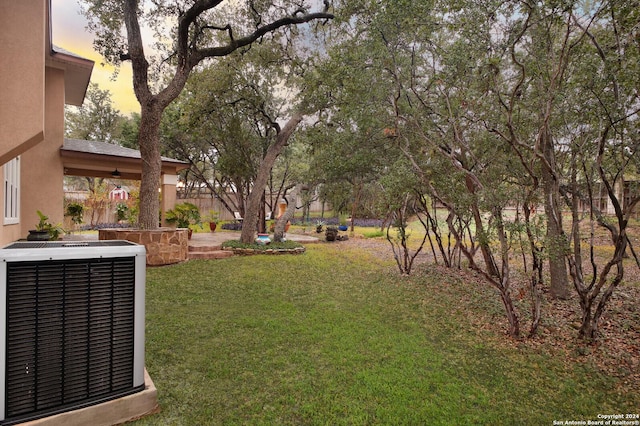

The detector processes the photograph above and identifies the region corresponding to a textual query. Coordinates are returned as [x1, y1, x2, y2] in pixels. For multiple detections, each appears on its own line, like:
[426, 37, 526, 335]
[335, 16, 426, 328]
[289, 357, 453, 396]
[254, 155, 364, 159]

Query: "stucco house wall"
[0, 1, 185, 246]
[0, 0, 93, 246]
[0, 1, 47, 244]
[20, 67, 66, 235]
[0, 0, 46, 165]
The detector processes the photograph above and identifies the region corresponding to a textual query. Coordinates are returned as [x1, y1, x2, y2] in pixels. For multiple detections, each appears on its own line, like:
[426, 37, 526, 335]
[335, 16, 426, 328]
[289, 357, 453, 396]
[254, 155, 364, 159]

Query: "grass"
[362, 229, 385, 238]
[135, 244, 638, 425]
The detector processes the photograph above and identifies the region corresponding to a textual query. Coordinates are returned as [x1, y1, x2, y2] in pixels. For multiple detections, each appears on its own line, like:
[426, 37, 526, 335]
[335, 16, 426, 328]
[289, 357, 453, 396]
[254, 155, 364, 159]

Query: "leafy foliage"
[302, 0, 640, 341]
[165, 202, 201, 228]
[35, 210, 64, 241]
[80, 0, 334, 229]
[77, 0, 639, 343]
[65, 83, 123, 143]
[64, 202, 84, 225]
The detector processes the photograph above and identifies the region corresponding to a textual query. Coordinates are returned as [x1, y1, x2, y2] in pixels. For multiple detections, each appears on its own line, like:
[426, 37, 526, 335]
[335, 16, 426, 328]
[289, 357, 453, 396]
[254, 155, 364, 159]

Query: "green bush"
[115, 203, 129, 221]
[64, 202, 84, 225]
[165, 202, 201, 228]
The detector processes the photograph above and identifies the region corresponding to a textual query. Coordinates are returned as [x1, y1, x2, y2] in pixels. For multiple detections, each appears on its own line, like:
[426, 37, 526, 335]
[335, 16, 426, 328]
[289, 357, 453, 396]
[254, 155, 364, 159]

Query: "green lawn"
[134, 244, 637, 425]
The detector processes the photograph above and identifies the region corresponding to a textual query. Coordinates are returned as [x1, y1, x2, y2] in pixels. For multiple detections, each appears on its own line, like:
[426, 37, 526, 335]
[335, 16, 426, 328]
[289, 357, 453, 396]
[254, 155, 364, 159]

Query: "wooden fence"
[64, 192, 329, 228]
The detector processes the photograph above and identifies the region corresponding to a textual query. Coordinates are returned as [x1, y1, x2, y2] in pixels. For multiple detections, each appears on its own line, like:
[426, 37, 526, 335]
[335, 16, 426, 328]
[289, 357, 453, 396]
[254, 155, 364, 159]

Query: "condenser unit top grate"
[0, 241, 145, 263]
[3, 241, 138, 250]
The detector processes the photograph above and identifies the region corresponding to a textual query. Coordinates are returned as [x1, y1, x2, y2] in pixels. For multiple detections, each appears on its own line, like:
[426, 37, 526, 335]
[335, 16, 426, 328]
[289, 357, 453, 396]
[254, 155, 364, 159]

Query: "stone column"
[161, 174, 178, 226]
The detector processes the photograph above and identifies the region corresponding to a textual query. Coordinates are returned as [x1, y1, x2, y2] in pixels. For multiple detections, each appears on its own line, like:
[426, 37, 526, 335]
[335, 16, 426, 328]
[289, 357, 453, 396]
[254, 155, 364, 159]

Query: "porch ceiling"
[60, 138, 189, 179]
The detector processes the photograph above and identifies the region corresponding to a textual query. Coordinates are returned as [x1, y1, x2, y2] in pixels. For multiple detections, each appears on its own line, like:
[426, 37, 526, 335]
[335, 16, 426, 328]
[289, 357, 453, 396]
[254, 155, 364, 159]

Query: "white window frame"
[4, 156, 20, 225]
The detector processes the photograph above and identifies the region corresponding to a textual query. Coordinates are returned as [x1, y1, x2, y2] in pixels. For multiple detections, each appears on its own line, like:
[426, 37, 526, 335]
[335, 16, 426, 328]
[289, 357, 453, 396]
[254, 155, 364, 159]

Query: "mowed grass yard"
[134, 242, 638, 425]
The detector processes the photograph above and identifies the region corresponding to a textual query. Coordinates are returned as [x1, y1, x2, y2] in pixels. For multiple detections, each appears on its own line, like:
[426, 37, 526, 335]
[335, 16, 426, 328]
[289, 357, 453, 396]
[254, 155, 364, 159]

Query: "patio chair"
[233, 211, 243, 222]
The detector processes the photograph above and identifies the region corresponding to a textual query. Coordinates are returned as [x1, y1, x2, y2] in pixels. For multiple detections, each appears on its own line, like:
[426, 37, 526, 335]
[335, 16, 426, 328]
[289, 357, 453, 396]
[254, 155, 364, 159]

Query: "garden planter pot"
[27, 230, 50, 241]
[209, 222, 217, 232]
[256, 233, 271, 245]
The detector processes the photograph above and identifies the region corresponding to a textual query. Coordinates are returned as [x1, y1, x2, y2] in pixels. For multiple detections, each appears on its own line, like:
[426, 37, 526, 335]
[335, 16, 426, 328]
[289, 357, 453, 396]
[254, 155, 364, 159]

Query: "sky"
[51, 0, 139, 115]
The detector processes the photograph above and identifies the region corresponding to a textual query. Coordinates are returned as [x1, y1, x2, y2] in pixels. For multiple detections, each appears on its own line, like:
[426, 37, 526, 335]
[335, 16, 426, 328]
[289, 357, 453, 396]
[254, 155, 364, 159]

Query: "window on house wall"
[4, 157, 20, 224]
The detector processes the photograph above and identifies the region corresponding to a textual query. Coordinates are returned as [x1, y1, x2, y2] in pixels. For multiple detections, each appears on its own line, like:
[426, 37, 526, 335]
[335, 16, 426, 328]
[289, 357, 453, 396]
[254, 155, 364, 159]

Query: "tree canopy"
[77, 0, 639, 341]
[304, 0, 640, 339]
[81, 0, 333, 229]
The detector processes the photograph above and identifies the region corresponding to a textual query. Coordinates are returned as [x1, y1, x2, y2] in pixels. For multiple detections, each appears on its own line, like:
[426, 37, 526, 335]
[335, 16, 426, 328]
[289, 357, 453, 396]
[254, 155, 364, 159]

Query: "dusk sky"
[51, 0, 139, 114]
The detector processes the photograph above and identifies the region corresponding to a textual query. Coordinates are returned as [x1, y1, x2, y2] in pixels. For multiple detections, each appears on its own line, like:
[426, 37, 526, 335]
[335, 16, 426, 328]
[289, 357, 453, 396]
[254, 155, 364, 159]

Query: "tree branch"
[191, 11, 334, 64]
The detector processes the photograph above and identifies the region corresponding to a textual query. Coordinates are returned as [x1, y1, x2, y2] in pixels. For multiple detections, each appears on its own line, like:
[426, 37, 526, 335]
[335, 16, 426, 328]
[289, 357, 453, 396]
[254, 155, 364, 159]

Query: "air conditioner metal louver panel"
[1, 250, 144, 425]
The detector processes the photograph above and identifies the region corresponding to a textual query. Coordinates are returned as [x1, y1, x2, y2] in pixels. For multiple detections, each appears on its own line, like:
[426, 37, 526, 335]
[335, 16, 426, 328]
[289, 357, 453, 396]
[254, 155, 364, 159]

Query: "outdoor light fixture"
[112, 168, 121, 178]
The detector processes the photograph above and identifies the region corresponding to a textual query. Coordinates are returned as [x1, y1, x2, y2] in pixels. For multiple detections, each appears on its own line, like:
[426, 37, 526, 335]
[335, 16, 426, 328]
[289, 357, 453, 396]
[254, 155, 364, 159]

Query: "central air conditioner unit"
[0, 240, 146, 425]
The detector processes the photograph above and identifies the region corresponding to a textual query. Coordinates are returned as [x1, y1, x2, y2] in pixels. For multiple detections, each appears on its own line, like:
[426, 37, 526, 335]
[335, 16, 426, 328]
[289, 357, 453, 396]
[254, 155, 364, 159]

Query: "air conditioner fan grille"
[4, 257, 136, 423]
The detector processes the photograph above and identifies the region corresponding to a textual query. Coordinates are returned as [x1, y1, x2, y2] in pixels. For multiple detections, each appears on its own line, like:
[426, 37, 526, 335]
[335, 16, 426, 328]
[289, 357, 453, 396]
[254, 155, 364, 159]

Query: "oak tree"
[81, 0, 333, 229]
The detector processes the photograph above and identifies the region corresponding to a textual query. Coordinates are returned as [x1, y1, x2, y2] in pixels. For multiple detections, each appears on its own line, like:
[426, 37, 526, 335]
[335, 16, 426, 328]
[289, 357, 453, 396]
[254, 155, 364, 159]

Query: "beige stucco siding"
[0, 1, 94, 246]
[0, 0, 46, 164]
[20, 67, 66, 239]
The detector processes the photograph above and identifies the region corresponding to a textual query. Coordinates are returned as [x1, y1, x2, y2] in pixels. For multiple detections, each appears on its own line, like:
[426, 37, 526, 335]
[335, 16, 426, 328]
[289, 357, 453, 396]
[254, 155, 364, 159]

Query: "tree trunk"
[258, 192, 267, 233]
[115, 0, 334, 230]
[240, 113, 303, 243]
[523, 203, 543, 337]
[137, 105, 163, 229]
[273, 184, 302, 242]
[499, 288, 520, 338]
[122, 0, 194, 230]
[465, 175, 499, 277]
[350, 180, 363, 233]
[540, 128, 569, 299]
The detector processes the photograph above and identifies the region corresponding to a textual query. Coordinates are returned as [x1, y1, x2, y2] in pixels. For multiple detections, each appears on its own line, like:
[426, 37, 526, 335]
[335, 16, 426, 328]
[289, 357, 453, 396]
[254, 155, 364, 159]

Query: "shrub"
[65, 202, 85, 225]
[115, 203, 129, 221]
[166, 202, 201, 228]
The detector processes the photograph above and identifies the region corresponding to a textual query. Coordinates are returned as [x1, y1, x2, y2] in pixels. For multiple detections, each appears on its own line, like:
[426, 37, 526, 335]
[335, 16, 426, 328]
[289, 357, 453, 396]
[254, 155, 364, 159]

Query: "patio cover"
[60, 138, 188, 179]
[60, 138, 189, 223]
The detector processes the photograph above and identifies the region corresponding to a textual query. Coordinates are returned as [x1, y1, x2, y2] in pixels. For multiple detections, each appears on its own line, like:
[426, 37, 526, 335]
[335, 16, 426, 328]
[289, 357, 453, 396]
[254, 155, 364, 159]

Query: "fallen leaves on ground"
[330, 235, 639, 396]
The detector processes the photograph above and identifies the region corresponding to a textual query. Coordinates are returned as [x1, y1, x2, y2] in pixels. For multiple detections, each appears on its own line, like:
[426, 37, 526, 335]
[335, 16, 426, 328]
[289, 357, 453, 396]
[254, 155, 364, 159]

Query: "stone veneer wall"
[99, 228, 188, 266]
